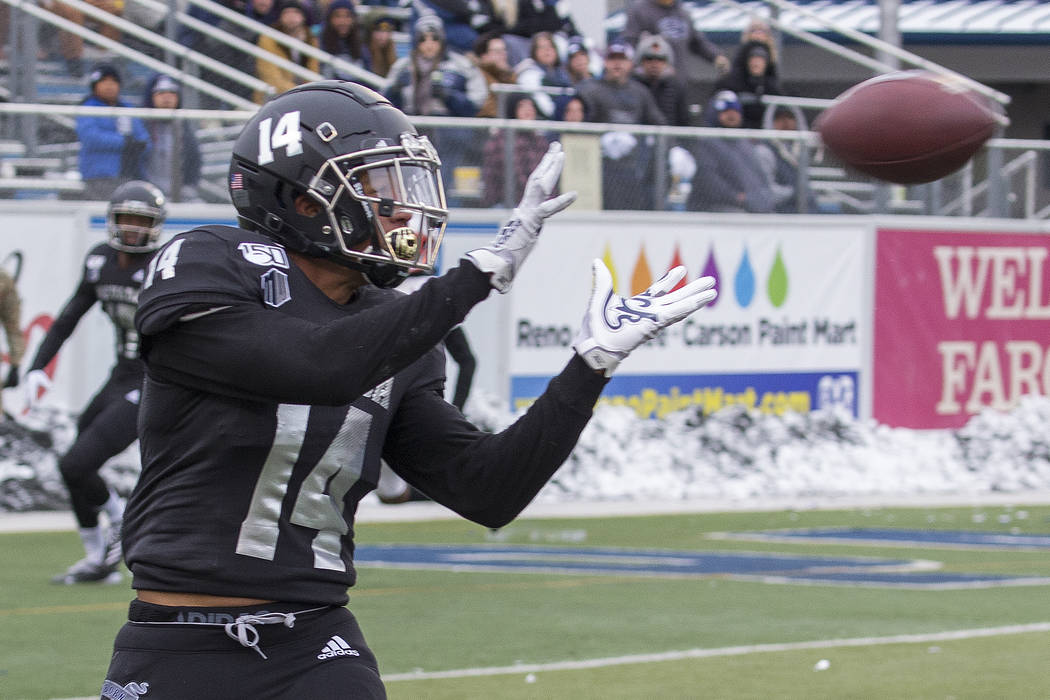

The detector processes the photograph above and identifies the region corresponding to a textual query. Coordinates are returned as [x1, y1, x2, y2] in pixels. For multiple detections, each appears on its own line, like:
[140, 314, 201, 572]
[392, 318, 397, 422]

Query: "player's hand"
[715, 54, 731, 74]
[23, 369, 51, 407]
[464, 142, 576, 293]
[573, 259, 717, 376]
[2, 364, 18, 389]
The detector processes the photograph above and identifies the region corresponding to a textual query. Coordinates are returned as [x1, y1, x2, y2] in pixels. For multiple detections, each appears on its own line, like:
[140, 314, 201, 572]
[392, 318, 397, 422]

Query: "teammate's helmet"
[106, 180, 167, 253]
[229, 81, 448, 288]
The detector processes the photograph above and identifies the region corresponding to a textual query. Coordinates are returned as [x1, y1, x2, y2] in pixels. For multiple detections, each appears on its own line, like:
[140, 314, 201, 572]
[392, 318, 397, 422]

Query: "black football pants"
[102, 600, 386, 699]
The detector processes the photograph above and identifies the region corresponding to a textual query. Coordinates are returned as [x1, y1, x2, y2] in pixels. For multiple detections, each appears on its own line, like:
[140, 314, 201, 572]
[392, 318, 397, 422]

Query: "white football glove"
[573, 259, 717, 377]
[465, 142, 577, 293]
[23, 369, 52, 408]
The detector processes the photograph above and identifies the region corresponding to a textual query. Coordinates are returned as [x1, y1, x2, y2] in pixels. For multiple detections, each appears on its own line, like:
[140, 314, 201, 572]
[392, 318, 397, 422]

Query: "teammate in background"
[101, 81, 717, 696]
[24, 181, 167, 585]
[0, 265, 26, 416]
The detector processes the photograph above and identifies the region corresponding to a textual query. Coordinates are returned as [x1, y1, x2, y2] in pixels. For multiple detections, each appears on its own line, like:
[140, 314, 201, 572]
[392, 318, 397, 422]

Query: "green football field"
[2, 503, 1049, 699]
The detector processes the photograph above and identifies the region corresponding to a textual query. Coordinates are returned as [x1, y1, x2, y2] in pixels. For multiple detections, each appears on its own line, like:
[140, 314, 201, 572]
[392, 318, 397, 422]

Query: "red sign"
[875, 228, 1050, 428]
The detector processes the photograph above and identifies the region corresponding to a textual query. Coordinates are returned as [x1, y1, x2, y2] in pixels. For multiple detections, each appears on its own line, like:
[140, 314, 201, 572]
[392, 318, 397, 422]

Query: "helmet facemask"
[107, 200, 165, 253]
[307, 133, 448, 285]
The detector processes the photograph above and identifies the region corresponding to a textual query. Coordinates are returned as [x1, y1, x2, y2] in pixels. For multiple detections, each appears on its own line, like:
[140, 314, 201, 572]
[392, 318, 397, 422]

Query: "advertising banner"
[505, 214, 869, 419]
[875, 227, 1050, 429]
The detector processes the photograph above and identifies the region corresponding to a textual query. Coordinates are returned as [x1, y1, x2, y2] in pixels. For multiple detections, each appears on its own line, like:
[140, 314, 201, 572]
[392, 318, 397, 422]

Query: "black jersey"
[29, 242, 150, 372]
[125, 225, 607, 605]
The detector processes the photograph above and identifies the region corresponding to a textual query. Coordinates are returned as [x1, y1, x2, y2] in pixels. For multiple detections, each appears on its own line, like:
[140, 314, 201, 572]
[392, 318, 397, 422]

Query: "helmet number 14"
[257, 111, 303, 165]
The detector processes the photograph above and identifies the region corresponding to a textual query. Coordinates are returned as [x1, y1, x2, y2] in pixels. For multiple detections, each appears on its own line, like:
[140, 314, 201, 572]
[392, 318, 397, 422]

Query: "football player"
[24, 180, 166, 584]
[101, 81, 716, 697]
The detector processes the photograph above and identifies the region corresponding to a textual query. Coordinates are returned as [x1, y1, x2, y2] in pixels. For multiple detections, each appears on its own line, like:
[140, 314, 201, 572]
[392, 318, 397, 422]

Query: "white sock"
[79, 527, 105, 564]
[102, 489, 125, 525]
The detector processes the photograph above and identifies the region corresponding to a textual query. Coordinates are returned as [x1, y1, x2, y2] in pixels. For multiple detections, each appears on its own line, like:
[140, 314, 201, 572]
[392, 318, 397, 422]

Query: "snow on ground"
[4, 395, 1050, 515]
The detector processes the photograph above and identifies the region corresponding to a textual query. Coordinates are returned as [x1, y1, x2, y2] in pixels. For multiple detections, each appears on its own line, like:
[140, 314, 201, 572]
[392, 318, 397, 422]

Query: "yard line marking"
[383, 622, 1050, 681]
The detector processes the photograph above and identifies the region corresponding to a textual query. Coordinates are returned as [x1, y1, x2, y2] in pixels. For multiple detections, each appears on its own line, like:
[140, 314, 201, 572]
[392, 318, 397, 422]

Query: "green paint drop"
[767, 248, 789, 308]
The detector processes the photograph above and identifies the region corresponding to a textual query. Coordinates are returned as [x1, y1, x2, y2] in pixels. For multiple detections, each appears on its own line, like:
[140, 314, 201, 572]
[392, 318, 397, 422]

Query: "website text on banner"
[875, 228, 1050, 429]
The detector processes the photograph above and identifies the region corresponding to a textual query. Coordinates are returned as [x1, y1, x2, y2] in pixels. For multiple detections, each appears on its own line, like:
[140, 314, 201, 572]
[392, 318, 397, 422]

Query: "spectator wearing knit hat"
[255, 0, 320, 104]
[686, 90, 774, 214]
[712, 39, 784, 130]
[76, 64, 152, 200]
[621, 0, 729, 79]
[140, 74, 202, 201]
[565, 35, 595, 86]
[631, 33, 690, 127]
[319, 0, 371, 79]
[363, 13, 400, 77]
[385, 13, 488, 204]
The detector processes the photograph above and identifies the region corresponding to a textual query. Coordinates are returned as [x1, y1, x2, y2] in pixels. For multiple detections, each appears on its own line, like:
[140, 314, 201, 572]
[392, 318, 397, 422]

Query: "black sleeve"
[140, 263, 493, 406]
[443, 326, 475, 411]
[29, 274, 95, 371]
[383, 354, 607, 528]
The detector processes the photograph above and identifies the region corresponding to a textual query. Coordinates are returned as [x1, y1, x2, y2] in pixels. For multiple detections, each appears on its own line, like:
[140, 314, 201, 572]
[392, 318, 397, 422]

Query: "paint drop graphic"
[767, 247, 789, 307]
[602, 243, 619, 295]
[632, 246, 652, 296]
[700, 246, 720, 308]
[667, 245, 686, 291]
[734, 247, 755, 308]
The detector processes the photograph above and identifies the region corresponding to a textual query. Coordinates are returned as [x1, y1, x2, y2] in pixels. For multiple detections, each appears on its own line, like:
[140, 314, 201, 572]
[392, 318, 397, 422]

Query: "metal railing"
[1, 101, 1046, 218]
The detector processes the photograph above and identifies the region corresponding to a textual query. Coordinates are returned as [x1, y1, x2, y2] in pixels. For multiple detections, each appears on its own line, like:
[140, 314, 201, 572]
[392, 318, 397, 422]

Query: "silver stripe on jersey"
[291, 406, 370, 571]
[235, 404, 309, 560]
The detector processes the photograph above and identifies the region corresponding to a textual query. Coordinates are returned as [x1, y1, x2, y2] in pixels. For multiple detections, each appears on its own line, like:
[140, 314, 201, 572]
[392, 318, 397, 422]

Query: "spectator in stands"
[407, 1, 506, 56]
[713, 39, 784, 130]
[40, 0, 123, 77]
[178, 0, 265, 106]
[502, 0, 579, 65]
[245, 0, 280, 29]
[755, 105, 819, 213]
[386, 14, 487, 118]
[514, 31, 573, 120]
[621, 0, 729, 79]
[740, 15, 778, 64]
[565, 35, 595, 86]
[255, 0, 320, 104]
[481, 94, 551, 207]
[474, 31, 517, 118]
[632, 33, 690, 126]
[140, 75, 202, 202]
[76, 64, 151, 201]
[558, 94, 586, 122]
[506, 0, 578, 39]
[0, 267, 25, 416]
[686, 90, 774, 213]
[386, 13, 487, 204]
[363, 13, 400, 78]
[319, 0, 370, 79]
[577, 40, 667, 211]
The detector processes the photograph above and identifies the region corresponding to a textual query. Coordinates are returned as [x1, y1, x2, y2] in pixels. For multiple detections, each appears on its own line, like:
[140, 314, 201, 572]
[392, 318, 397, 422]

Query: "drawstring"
[223, 612, 297, 659]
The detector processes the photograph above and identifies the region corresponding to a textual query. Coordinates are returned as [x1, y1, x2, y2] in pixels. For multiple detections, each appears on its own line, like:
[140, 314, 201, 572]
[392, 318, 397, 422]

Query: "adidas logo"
[318, 635, 360, 660]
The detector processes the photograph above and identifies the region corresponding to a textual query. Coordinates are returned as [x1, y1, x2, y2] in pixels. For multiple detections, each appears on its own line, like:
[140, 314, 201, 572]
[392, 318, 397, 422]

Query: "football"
[814, 70, 1002, 185]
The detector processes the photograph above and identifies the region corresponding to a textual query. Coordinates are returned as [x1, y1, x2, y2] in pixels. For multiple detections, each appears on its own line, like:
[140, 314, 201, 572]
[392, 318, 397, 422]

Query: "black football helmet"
[107, 180, 167, 253]
[229, 81, 448, 288]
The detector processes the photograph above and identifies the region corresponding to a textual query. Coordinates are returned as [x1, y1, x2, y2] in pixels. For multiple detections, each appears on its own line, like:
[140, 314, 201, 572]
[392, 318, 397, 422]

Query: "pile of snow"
[5, 395, 1050, 513]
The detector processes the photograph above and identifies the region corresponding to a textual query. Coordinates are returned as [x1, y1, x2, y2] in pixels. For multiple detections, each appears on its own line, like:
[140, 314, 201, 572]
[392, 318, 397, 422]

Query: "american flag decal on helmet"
[230, 172, 244, 189]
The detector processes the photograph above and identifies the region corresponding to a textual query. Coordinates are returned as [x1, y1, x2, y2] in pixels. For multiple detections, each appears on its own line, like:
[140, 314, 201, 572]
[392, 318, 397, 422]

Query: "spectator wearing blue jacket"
[76, 64, 151, 201]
